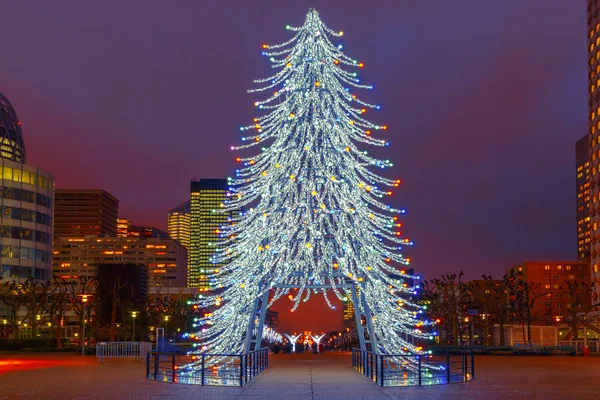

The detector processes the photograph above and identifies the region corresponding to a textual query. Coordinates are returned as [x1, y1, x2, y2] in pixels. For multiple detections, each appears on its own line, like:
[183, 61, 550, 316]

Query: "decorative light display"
[310, 334, 326, 348]
[283, 333, 302, 353]
[191, 8, 437, 369]
[262, 327, 283, 344]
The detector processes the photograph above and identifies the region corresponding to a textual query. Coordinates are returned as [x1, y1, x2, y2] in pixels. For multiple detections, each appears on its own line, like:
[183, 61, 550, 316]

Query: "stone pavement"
[1, 351, 600, 399]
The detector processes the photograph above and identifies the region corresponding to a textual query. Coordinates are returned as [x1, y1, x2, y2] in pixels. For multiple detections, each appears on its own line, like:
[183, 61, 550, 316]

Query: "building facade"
[0, 93, 54, 283]
[577, 135, 591, 261]
[189, 179, 228, 289]
[54, 189, 118, 237]
[588, 0, 600, 306]
[507, 261, 591, 325]
[53, 236, 187, 286]
[168, 201, 190, 250]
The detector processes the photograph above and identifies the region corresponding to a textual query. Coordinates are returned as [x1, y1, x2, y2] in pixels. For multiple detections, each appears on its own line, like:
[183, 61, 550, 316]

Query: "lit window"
[544, 265, 550, 270]
[566, 265, 572, 271]
[545, 284, 550, 289]
[557, 265, 562, 270]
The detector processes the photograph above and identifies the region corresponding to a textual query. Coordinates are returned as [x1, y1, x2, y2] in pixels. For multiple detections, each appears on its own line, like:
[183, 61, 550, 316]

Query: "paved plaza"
[1, 351, 600, 399]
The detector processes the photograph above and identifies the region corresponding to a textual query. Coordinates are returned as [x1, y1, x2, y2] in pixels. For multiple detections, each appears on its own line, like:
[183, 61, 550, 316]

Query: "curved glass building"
[0, 93, 54, 282]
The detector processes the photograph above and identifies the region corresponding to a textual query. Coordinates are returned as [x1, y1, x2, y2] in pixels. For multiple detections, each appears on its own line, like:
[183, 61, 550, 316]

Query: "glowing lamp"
[262, 44, 268, 49]
[236, 157, 241, 162]
[366, 130, 371, 135]
[358, 62, 364, 68]
[382, 125, 388, 130]
[338, 31, 344, 36]
[361, 108, 366, 113]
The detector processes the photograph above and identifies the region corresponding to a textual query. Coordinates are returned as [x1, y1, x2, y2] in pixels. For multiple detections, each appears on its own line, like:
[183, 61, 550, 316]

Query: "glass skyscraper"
[189, 179, 229, 289]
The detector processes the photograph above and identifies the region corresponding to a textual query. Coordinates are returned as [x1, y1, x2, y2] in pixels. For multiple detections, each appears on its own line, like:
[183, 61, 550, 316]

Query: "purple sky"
[0, 0, 587, 282]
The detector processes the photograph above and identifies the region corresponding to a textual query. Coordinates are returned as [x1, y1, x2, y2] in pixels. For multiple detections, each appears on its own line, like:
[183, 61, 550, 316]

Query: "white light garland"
[191, 8, 438, 368]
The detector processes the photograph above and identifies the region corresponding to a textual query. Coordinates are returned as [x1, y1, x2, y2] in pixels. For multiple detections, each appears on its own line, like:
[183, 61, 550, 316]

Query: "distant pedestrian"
[312, 341, 318, 354]
[272, 342, 280, 354]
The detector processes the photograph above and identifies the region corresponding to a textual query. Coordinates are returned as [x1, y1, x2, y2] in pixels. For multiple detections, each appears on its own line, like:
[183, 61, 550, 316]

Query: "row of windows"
[0, 187, 52, 208]
[0, 166, 53, 191]
[0, 245, 50, 262]
[0, 265, 50, 280]
[0, 206, 52, 226]
[0, 225, 51, 244]
[543, 265, 582, 271]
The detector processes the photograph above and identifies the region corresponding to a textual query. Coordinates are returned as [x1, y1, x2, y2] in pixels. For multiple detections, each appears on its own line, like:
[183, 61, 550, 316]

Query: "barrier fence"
[96, 341, 153, 363]
[352, 348, 475, 387]
[146, 347, 268, 386]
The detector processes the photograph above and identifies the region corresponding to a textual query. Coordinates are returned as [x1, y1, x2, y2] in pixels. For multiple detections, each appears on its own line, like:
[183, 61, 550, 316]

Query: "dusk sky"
[0, 0, 586, 289]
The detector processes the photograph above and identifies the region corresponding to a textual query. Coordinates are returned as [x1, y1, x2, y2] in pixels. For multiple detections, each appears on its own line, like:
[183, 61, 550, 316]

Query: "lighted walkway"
[243, 351, 388, 399]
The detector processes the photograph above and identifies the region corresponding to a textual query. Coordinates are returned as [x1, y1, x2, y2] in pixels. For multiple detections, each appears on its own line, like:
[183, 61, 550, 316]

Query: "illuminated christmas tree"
[191, 8, 436, 361]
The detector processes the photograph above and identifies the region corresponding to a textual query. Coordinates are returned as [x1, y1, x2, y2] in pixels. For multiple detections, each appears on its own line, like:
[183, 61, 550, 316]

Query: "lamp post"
[130, 311, 138, 341]
[79, 295, 91, 356]
[164, 315, 170, 338]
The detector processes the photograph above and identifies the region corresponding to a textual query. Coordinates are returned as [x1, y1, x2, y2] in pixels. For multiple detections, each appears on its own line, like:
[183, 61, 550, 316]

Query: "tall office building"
[577, 135, 591, 261]
[53, 236, 187, 286]
[168, 201, 191, 250]
[189, 179, 228, 289]
[588, 0, 600, 304]
[54, 190, 118, 237]
[0, 92, 54, 283]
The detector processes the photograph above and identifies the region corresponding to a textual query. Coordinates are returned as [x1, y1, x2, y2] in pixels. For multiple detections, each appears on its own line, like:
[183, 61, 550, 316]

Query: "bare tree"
[0, 280, 28, 336]
[43, 276, 73, 348]
[560, 280, 594, 340]
[422, 272, 468, 345]
[508, 277, 545, 342]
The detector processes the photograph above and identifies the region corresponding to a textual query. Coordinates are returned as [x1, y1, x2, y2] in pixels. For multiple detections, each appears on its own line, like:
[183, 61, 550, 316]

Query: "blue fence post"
[379, 355, 384, 387]
[154, 353, 159, 380]
[146, 353, 150, 378]
[470, 352, 475, 379]
[171, 353, 176, 383]
[417, 356, 422, 386]
[239, 355, 244, 387]
[463, 353, 467, 382]
[446, 354, 451, 384]
[201, 354, 205, 385]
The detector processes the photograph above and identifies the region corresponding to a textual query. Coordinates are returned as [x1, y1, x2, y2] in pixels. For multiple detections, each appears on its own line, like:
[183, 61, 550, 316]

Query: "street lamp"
[78, 294, 91, 356]
[130, 311, 138, 341]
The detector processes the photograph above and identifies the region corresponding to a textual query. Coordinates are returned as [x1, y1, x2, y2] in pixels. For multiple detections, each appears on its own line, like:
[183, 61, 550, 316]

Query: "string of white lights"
[189, 8, 439, 370]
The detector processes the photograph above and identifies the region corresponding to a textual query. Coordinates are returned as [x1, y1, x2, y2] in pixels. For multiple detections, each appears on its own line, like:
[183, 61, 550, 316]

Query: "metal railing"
[352, 348, 474, 387]
[557, 340, 599, 353]
[146, 347, 268, 386]
[96, 341, 153, 363]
